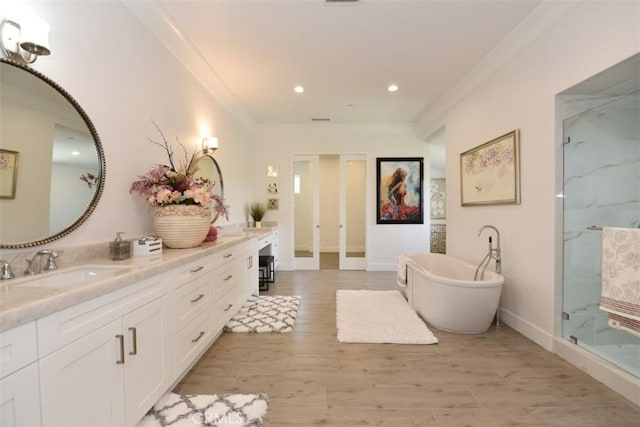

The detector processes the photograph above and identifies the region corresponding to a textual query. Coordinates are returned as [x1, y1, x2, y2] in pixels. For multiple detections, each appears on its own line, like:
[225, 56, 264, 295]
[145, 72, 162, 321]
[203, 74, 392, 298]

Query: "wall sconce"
[0, 16, 51, 64]
[201, 137, 218, 154]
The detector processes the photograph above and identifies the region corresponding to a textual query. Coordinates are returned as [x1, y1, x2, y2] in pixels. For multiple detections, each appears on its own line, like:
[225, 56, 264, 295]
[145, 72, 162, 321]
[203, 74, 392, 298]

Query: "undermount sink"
[16, 265, 130, 289]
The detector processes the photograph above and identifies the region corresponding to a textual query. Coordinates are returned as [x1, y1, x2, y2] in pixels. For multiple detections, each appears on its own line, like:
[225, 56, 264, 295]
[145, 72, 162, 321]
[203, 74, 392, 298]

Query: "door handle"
[191, 294, 205, 303]
[192, 331, 205, 343]
[115, 334, 125, 364]
[128, 327, 137, 355]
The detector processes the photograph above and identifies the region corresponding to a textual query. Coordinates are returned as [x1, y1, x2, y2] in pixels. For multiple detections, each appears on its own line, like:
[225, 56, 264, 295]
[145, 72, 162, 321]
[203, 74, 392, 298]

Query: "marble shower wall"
[562, 92, 640, 342]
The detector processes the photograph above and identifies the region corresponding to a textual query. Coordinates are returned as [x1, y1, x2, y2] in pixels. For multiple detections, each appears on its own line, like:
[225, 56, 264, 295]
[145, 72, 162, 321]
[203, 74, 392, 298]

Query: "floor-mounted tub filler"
[400, 253, 504, 334]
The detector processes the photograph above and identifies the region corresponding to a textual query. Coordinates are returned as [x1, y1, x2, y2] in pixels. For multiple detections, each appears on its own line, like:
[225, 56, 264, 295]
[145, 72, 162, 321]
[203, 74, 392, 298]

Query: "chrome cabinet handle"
[192, 331, 205, 343]
[191, 294, 205, 303]
[190, 266, 204, 273]
[224, 275, 233, 281]
[223, 253, 233, 258]
[224, 304, 233, 312]
[128, 327, 137, 355]
[116, 334, 125, 364]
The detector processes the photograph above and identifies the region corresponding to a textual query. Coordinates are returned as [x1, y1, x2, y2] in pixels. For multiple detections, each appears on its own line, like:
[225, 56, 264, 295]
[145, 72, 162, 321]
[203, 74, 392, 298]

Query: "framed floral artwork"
[430, 178, 446, 219]
[376, 157, 423, 224]
[0, 149, 19, 199]
[460, 130, 520, 206]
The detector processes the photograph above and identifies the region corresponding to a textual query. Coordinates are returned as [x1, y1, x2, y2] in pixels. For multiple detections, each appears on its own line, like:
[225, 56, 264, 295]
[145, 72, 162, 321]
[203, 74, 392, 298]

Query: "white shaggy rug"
[336, 290, 438, 344]
[136, 392, 268, 427]
[224, 295, 301, 333]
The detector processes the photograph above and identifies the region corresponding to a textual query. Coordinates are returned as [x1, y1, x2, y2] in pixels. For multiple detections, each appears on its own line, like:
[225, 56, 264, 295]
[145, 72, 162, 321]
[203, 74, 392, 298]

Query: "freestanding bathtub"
[403, 253, 504, 334]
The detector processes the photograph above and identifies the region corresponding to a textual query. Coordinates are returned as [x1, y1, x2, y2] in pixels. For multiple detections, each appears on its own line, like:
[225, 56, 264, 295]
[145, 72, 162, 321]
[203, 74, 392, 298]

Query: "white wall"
[254, 124, 429, 270]
[0, 1, 255, 255]
[417, 1, 640, 349]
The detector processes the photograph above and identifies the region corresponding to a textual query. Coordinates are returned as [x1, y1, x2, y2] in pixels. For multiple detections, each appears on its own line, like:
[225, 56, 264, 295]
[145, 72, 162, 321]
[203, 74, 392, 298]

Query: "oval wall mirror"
[0, 59, 105, 248]
[191, 152, 224, 223]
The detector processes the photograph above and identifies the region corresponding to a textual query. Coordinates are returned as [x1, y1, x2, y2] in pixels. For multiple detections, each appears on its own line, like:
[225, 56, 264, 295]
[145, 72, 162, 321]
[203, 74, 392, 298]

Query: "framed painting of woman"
[376, 157, 423, 224]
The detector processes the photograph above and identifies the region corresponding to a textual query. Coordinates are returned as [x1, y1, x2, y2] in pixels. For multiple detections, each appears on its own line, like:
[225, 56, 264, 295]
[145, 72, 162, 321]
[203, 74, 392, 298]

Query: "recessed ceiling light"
[71, 151, 80, 156]
[388, 84, 399, 92]
[294, 85, 304, 94]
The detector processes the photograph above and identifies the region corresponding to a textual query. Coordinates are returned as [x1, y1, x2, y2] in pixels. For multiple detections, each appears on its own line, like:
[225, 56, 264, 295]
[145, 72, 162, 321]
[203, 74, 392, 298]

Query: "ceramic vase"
[154, 205, 211, 249]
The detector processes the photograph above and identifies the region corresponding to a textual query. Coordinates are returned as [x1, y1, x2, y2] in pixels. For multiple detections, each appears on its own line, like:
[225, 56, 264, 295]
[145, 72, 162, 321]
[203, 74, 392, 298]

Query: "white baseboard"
[500, 308, 554, 351]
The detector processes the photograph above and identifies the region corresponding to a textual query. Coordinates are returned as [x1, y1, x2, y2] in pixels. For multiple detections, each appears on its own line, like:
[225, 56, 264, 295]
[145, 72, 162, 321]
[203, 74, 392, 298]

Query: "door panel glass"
[345, 159, 365, 258]
[294, 156, 319, 270]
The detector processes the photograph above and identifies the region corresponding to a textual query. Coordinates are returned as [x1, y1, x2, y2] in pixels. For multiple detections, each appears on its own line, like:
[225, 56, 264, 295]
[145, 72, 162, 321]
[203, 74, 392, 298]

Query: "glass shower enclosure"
[562, 85, 639, 378]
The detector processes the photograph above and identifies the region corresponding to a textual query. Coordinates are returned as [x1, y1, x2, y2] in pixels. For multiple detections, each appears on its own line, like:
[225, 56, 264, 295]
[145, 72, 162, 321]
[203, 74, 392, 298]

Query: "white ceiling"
[153, 0, 541, 125]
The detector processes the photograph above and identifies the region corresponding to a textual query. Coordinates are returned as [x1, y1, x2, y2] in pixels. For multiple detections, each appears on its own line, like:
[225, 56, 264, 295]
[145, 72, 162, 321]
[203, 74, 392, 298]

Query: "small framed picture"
[267, 198, 279, 210]
[0, 149, 19, 199]
[267, 165, 279, 177]
[267, 180, 279, 194]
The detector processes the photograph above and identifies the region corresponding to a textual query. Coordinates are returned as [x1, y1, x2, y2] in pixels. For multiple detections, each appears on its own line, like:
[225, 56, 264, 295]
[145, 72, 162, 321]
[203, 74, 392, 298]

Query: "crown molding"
[122, 0, 255, 131]
[413, 0, 581, 139]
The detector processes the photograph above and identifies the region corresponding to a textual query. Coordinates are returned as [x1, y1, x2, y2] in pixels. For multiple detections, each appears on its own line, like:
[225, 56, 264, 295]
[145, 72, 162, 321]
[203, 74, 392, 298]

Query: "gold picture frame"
[460, 130, 520, 206]
[0, 149, 19, 199]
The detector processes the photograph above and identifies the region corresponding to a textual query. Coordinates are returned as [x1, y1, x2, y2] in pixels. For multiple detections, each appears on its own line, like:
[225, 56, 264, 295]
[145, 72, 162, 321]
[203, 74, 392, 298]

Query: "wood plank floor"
[175, 270, 640, 426]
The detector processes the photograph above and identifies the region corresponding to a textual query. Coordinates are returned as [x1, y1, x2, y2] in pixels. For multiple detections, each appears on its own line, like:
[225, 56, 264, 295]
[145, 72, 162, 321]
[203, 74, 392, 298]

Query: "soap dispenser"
[109, 232, 131, 260]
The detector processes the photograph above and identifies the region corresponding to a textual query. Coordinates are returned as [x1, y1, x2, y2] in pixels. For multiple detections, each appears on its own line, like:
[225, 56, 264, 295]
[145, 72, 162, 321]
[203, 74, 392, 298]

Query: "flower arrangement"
[129, 123, 229, 220]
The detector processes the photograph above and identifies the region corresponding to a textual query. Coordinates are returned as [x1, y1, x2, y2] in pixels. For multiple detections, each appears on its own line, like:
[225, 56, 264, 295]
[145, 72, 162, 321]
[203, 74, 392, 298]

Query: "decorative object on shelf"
[204, 225, 218, 242]
[376, 157, 424, 224]
[129, 122, 230, 248]
[249, 201, 266, 228]
[154, 205, 211, 248]
[0, 149, 18, 199]
[460, 130, 520, 206]
[267, 198, 279, 211]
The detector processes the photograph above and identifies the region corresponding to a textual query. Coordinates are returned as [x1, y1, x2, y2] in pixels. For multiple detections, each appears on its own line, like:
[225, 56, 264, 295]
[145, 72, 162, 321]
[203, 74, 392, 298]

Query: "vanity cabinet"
[0, 237, 258, 427]
[0, 321, 41, 427]
[38, 275, 172, 427]
[173, 239, 258, 374]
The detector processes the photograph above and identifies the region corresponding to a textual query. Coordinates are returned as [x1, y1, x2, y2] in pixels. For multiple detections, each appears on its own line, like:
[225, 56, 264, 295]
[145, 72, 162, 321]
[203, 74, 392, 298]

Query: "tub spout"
[478, 225, 501, 274]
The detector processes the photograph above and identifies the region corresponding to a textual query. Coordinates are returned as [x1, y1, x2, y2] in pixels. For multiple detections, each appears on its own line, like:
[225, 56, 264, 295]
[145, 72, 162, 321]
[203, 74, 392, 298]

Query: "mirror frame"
[0, 58, 106, 249]
[192, 152, 224, 224]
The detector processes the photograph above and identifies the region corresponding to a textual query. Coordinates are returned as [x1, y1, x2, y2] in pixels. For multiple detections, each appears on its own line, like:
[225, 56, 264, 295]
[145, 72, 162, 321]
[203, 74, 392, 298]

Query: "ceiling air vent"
[326, 0, 361, 3]
[311, 118, 331, 122]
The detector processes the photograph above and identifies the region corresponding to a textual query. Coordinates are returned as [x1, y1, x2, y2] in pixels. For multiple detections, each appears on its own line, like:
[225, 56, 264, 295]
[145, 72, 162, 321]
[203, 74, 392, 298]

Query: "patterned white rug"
[224, 295, 301, 333]
[137, 392, 268, 427]
[336, 290, 438, 344]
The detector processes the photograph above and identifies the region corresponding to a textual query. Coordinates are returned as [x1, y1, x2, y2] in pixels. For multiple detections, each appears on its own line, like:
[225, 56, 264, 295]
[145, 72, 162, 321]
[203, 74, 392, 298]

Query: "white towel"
[599, 227, 640, 337]
[396, 253, 413, 288]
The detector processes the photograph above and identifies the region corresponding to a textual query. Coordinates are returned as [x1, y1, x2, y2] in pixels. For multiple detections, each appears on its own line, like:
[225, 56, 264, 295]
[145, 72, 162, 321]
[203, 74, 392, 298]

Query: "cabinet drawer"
[173, 274, 212, 333]
[0, 321, 37, 379]
[37, 275, 168, 356]
[212, 288, 238, 334]
[175, 309, 214, 374]
[174, 255, 216, 288]
[212, 259, 241, 301]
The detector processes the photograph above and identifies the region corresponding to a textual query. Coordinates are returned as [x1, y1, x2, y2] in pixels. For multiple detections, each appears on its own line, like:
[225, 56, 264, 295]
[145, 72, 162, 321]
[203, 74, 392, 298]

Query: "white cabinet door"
[0, 363, 41, 427]
[123, 295, 172, 426]
[39, 319, 125, 427]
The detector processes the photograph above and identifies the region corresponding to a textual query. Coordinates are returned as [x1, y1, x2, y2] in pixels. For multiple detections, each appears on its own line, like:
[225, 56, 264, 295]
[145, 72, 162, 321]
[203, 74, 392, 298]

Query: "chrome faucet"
[0, 260, 14, 280]
[474, 225, 502, 280]
[24, 249, 59, 276]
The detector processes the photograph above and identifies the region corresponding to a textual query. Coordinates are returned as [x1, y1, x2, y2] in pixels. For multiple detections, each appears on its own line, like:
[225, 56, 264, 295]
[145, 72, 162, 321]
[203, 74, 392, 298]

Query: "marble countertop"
[0, 233, 257, 333]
